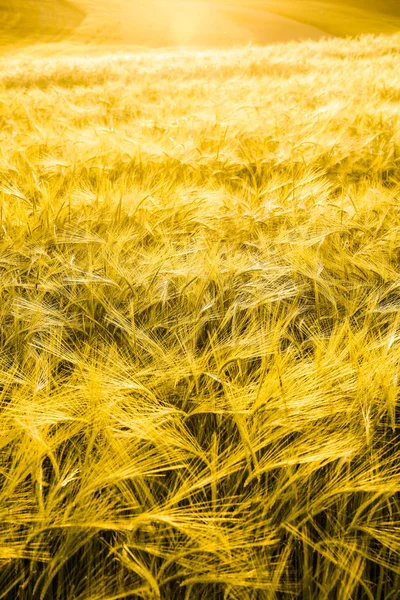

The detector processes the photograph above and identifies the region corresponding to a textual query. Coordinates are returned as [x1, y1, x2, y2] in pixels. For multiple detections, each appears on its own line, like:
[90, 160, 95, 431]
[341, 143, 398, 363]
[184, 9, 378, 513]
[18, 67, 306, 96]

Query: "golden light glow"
[168, 2, 214, 46]
[73, 0, 331, 47]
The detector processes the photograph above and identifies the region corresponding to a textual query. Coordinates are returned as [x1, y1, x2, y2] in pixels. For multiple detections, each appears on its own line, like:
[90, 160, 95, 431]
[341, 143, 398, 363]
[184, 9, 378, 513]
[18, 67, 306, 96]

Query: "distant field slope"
[2, 0, 400, 48]
[1, 0, 332, 48]
[67, 0, 332, 47]
[251, 0, 400, 37]
[0, 0, 84, 45]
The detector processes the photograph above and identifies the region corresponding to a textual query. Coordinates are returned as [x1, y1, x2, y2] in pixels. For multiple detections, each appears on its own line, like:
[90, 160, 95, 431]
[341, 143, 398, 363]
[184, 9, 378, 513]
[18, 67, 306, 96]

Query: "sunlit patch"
[167, 2, 214, 46]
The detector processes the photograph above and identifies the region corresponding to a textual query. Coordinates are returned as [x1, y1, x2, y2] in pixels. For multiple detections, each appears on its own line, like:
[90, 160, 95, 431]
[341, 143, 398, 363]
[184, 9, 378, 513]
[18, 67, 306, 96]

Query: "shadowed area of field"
[0, 0, 84, 45]
[240, 0, 400, 37]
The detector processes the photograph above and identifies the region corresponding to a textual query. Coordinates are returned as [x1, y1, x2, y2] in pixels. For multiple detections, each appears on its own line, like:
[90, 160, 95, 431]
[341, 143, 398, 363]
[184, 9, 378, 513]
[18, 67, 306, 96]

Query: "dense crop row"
[0, 34, 399, 599]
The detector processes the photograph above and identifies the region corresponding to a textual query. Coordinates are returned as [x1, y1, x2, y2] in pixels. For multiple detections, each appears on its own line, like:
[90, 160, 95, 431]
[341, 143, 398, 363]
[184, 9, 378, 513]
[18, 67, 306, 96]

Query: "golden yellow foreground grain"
[0, 3, 399, 598]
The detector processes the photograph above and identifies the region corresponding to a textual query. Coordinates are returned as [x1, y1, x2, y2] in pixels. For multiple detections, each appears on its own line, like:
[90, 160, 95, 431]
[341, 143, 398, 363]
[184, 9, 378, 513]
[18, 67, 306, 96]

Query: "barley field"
[0, 21, 400, 600]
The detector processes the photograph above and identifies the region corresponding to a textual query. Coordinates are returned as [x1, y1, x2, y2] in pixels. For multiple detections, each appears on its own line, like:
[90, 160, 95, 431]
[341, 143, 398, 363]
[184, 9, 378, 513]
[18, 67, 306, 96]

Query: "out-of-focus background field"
[1, 1, 400, 599]
[1, 0, 400, 50]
